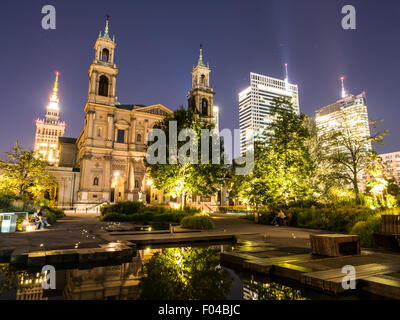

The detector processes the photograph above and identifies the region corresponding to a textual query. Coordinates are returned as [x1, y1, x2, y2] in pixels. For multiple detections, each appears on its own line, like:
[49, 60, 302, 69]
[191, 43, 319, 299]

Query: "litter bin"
[0, 213, 17, 233]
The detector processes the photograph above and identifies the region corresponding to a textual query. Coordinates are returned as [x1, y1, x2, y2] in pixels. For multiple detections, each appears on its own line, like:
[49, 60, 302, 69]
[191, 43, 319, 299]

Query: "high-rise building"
[379, 151, 400, 183]
[315, 92, 371, 154]
[34, 72, 66, 165]
[238, 69, 299, 155]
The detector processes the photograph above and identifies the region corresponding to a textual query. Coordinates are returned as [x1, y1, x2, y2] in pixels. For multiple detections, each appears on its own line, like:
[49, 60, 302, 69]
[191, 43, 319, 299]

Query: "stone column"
[87, 111, 95, 139]
[131, 118, 137, 143]
[107, 114, 114, 141]
[144, 120, 149, 144]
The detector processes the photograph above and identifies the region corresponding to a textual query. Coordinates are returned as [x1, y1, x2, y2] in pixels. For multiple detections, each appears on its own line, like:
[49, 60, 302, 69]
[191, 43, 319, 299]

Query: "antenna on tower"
[340, 76, 346, 99]
[284, 63, 289, 82]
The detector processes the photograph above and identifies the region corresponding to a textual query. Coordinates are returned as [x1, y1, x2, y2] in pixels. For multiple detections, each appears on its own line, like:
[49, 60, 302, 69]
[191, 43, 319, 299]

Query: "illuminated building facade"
[379, 151, 400, 182]
[51, 18, 173, 210]
[34, 72, 66, 165]
[187, 45, 216, 125]
[315, 92, 371, 154]
[238, 71, 299, 155]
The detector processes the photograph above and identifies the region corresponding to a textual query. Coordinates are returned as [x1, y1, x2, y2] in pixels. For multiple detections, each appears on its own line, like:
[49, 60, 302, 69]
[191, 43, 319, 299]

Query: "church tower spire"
[187, 45, 215, 123]
[34, 72, 66, 166]
[87, 15, 119, 107]
[46, 72, 61, 122]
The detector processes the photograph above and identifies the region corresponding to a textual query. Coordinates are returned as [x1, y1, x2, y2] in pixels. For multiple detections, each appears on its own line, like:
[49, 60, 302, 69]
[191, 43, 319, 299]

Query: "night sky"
[1, 0, 400, 158]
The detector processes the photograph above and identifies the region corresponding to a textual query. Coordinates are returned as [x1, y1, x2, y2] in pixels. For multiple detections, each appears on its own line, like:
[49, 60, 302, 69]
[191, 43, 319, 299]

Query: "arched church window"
[99, 76, 109, 97]
[101, 48, 110, 62]
[93, 177, 99, 186]
[201, 98, 208, 115]
[135, 180, 140, 189]
[137, 134, 142, 143]
[201, 75, 206, 86]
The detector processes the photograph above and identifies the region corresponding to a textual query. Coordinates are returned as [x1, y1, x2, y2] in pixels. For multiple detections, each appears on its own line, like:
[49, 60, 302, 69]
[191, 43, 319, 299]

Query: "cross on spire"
[198, 44, 205, 67]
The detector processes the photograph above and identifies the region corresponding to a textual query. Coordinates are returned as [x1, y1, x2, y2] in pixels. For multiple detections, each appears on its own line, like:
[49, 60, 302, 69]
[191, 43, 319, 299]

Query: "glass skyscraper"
[238, 72, 299, 155]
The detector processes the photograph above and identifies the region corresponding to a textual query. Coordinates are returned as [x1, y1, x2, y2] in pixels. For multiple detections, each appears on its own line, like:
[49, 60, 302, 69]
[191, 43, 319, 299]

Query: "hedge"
[181, 215, 214, 230]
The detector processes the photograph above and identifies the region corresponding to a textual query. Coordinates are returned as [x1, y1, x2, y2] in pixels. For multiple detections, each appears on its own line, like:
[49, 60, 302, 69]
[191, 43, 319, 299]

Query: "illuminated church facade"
[47, 19, 219, 210]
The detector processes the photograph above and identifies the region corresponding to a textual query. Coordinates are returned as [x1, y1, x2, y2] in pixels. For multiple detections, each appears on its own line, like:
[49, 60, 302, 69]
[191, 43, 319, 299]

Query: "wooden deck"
[221, 241, 400, 299]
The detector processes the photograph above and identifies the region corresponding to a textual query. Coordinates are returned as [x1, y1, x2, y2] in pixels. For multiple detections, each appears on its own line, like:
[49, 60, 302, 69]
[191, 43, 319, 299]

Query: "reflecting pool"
[0, 244, 385, 300]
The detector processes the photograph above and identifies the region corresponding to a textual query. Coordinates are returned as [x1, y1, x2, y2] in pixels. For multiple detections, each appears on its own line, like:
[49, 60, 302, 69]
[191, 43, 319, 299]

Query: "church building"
[48, 18, 221, 210]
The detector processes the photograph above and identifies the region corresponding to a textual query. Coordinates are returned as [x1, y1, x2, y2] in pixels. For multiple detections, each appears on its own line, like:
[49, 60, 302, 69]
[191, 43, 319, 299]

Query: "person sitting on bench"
[272, 210, 287, 227]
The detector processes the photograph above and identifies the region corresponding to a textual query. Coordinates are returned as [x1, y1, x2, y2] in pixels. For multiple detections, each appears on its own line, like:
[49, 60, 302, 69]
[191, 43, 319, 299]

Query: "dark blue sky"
[1, 0, 400, 157]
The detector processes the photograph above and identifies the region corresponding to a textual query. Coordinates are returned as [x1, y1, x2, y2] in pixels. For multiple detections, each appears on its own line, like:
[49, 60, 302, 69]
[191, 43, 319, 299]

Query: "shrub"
[41, 206, 65, 218]
[101, 201, 145, 215]
[41, 209, 57, 225]
[100, 205, 201, 223]
[181, 215, 214, 230]
[0, 197, 11, 211]
[350, 215, 382, 247]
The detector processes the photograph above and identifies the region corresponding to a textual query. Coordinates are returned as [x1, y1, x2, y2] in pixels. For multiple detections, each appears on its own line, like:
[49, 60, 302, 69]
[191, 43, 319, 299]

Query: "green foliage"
[145, 106, 227, 205]
[350, 215, 382, 247]
[101, 201, 145, 216]
[322, 117, 388, 203]
[42, 210, 57, 225]
[244, 280, 307, 300]
[235, 97, 316, 208]
[181, 215, 214, 230]
[0, 142, 57, 201]
[41, 206, 65, 218]
[0, 197, 11, 210]
[100, 203, 201, 223]
[139, 248, 232, 300]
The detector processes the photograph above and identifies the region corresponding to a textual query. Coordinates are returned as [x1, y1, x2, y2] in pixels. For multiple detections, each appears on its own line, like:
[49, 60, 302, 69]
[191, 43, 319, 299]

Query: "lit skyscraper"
[315, 77, 371, 154]
[238, 69, 299, 155]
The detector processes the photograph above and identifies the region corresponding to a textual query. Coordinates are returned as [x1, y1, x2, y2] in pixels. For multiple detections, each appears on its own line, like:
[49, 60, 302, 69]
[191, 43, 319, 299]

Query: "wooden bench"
[310, 234, 360, 257]
[373, 215, 400, 249]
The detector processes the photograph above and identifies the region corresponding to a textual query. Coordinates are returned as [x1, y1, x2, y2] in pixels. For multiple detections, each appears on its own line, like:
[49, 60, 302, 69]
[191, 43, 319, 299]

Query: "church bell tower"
[187, 45, 215, 124]
[87, 16, 119, 107]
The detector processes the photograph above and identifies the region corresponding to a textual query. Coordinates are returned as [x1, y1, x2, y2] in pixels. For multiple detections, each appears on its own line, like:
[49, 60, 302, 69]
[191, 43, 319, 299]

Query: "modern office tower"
[315, 91, 371, 154]
[34, 72, 66, 166]
[379, 151, 400, 183]
[238, 68, 299, 155]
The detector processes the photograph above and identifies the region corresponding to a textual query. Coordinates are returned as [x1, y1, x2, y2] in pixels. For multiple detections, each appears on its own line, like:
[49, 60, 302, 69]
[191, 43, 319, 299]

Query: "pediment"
[135, 104, 173, 117]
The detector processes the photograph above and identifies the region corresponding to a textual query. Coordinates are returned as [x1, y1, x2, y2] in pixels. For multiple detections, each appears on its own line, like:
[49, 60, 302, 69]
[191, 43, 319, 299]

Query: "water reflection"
[0, 246, 313, 300]
[139, 247, 232, 300]
[243, 279, 307, 300]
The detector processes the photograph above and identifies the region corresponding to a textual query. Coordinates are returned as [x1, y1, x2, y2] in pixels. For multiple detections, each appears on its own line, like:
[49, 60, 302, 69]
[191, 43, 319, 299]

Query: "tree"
[235, 97, 315, 208]
[322, 116, 388, 204]
[145, 107, 227, 206]
[139, 248, 232, 300]
[0, 142, 57, 200]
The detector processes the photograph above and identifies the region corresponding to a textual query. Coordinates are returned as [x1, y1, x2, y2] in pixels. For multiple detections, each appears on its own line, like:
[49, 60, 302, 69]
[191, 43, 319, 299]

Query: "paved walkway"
[211, 214, 330, 249]
[0, 213, 108, 252]
[0, 212, 334, 253]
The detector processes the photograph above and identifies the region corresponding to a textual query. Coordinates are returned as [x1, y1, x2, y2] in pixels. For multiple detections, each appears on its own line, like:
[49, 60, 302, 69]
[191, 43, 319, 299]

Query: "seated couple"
[30, 208, 51, 230]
